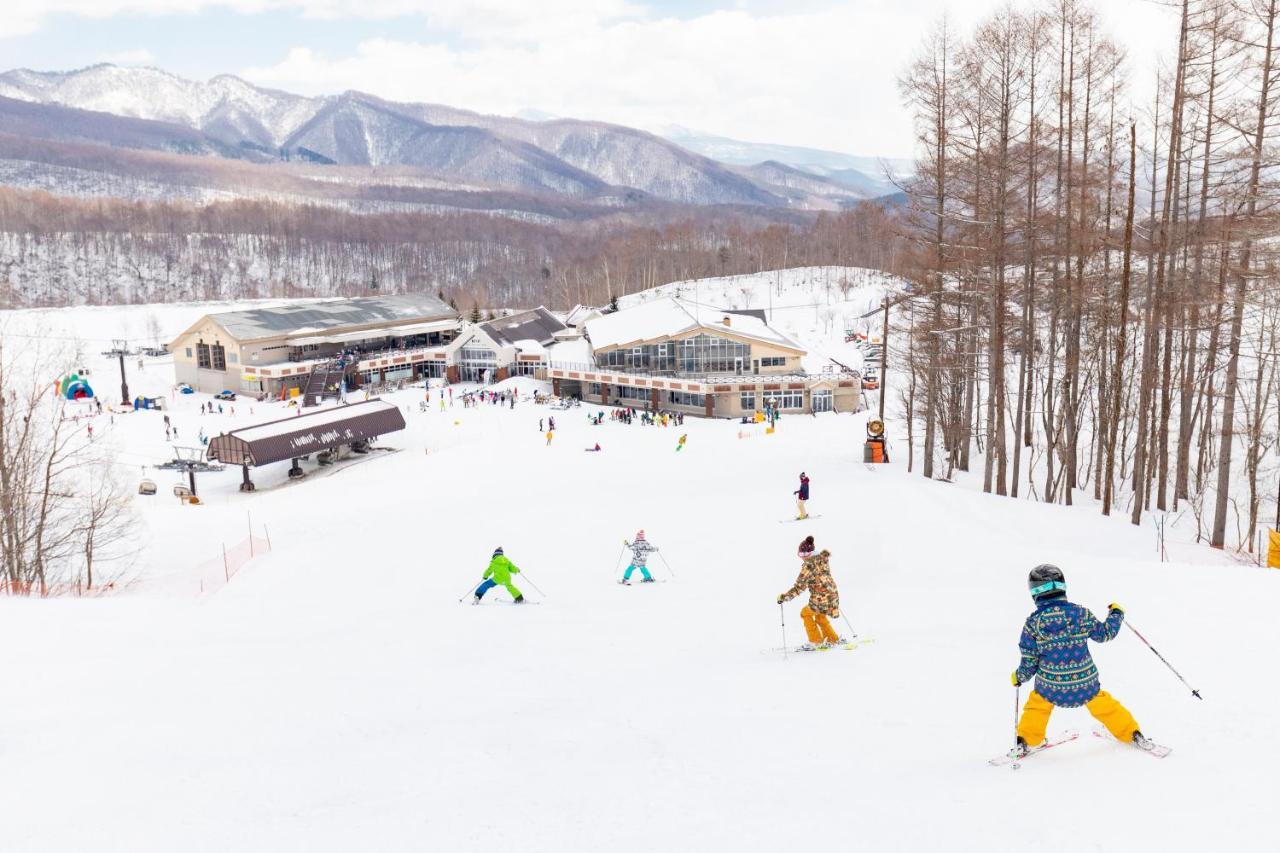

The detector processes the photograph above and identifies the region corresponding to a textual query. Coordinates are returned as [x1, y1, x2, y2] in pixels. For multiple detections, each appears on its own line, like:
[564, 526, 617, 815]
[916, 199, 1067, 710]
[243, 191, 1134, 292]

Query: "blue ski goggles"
[1029, 581, 1066, 597]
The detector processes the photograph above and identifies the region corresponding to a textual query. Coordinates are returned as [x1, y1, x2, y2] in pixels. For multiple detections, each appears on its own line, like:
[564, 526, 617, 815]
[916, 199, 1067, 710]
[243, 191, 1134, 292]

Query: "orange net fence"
[1, 533, 272, 599]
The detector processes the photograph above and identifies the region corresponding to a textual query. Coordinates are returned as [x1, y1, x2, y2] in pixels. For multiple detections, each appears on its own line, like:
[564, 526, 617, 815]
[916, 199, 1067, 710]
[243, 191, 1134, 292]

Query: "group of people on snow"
[465, 465, 1156, 755]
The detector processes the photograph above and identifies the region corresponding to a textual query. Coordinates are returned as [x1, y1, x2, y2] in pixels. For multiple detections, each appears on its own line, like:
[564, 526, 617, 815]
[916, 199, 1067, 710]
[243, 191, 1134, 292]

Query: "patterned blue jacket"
[1014, 598, 1123, 708]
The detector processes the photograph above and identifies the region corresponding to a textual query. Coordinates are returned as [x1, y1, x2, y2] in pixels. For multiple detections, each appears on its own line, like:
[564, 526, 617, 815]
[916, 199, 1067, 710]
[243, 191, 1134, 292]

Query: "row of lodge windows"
[597, 334, 752, 375]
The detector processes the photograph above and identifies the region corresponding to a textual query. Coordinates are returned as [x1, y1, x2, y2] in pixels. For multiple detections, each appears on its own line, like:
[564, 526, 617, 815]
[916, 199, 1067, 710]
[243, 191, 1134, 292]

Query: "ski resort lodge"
[170, 292, 859, 417]
[170, 295, 460, 396]
[548, 297, 861, 418]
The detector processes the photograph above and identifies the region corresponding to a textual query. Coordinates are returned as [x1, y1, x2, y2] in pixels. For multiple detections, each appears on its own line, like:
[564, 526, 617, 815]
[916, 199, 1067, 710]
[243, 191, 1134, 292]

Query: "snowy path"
[0, 390, 1273, 851]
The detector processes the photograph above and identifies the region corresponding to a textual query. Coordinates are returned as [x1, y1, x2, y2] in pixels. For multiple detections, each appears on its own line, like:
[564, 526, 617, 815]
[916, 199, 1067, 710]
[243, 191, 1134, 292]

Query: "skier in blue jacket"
[1012, 565, 1152, 754]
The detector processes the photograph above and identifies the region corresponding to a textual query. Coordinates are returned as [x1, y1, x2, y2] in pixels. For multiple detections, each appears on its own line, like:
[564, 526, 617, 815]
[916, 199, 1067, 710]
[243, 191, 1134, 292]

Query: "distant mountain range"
[0, 64, 907, 219]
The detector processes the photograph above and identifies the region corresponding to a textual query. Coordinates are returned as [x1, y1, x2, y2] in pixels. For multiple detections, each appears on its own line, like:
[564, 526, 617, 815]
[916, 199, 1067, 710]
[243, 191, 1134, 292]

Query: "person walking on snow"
[545, 429, 554, 447]
[621, 530, 658, 583]
[474, 547, 524, 604]
[1011, 565, 1152, 755]
[794, 472, 811, 519]
[777, 536, 844, 649]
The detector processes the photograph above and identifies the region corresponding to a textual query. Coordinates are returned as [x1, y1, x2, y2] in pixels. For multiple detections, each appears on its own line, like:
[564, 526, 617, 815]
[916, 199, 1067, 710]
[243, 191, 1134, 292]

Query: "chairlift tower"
[155, 446, 224, 497]
[105, 338, 131, 406]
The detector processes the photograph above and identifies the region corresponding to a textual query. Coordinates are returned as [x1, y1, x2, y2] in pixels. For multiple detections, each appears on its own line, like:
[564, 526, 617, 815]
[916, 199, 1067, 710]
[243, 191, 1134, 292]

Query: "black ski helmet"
[1028, 564, 1066, 601]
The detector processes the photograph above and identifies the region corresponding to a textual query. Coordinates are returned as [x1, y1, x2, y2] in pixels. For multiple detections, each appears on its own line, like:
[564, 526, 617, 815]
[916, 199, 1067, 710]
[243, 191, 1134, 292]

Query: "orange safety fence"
[0, 533, 272, 599]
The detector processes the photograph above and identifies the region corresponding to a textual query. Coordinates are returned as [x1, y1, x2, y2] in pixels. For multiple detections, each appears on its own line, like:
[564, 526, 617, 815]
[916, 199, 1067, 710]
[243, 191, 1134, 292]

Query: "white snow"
[0, 294, 1275, 852]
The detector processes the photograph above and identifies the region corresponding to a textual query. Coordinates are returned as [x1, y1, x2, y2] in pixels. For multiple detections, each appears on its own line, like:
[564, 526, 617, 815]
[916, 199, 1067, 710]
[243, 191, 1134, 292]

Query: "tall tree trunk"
[1105, 124, 1137, 516]
[1213, 0, 1276, 548]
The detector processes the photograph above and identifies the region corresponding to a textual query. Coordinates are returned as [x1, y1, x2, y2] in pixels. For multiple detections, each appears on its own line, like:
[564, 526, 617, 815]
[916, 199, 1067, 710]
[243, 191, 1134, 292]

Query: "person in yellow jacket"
[474, 547, 524, 604]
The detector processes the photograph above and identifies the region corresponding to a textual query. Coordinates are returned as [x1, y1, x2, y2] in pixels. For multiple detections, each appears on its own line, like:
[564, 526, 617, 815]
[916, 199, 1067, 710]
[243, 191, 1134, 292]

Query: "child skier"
[474, 547, 525, 604]
[621, 530, 658, 584]
[1011, 564, 1151, 754]
[676, 434, 687, 452]
[794, 472, 810, 519]
[776, 536, 844, 649]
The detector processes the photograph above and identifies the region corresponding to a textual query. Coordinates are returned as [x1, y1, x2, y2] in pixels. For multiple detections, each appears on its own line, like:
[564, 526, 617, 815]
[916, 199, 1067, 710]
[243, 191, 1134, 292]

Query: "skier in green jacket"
[474, 547, 525, 604]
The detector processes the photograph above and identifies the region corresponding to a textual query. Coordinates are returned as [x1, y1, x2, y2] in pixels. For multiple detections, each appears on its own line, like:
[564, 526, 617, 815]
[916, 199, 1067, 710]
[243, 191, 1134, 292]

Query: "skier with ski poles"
[793, 472, 810, 520]
[1010, 564, 1153, 756]
[620, 530, 658, 584]
[473, 547, 525, 604]
[776, 536, 845, 649]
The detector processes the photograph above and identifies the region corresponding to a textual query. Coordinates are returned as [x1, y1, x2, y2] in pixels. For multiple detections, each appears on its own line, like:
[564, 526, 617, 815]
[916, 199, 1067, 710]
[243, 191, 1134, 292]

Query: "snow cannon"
[60, 374, 95, 401]
[864, 418, 887, 464]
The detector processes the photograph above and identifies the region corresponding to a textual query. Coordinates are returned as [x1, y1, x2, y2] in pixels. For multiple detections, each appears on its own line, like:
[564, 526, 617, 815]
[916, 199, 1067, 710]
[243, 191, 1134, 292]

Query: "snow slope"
[0, 299, 1274, 852]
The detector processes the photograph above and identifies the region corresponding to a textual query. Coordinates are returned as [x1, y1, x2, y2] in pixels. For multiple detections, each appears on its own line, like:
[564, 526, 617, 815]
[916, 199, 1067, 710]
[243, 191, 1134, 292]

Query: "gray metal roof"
[480, 307, 567, 347]
[209, 294, 457, 342]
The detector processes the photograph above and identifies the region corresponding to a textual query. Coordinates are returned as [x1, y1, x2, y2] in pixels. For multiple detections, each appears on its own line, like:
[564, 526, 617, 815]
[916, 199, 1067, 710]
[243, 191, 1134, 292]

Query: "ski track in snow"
[0, 299, 1273, 852]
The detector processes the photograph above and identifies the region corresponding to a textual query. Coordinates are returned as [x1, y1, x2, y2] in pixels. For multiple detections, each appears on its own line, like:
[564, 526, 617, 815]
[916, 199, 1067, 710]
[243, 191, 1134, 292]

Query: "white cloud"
[240, 1, 1178, 158]
[2, 0, 1181, 156]
[0, 1, 643, 39]
[97, 48, 157, 65]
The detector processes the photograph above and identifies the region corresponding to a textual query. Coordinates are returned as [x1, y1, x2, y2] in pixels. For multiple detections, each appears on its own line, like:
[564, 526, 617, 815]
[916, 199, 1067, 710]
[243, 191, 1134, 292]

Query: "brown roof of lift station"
[207, 400, 407, 467]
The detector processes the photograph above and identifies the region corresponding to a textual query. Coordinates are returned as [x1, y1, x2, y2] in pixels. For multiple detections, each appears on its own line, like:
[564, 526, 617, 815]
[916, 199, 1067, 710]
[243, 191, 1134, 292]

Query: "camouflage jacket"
[780, 550, 840, 616]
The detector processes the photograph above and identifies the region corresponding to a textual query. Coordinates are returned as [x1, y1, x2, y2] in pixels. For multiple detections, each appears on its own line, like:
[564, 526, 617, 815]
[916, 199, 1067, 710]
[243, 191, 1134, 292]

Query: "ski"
[778, 515, 823, 523]
[765, 638, 874, 654]
[470, 599, 542, 606]
[863, 464, 878, 473]
[1092, 730, 1172, 758]
[617, 579, 667, 585]
[987, 730, 1080, 768]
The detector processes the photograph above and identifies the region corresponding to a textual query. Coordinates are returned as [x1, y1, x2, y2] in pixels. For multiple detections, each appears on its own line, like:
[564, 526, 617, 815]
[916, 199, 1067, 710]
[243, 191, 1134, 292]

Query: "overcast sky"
[2, 0, 1178, 159]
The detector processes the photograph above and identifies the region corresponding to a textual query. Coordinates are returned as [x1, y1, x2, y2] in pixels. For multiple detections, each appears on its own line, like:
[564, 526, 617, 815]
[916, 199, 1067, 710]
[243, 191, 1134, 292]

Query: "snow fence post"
[222, 544, 229, 583]
[248, 512, 254, 558]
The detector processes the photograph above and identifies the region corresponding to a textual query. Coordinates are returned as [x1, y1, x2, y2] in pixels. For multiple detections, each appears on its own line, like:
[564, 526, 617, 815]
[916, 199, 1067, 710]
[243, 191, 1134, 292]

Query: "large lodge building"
[170, 293, 861, 416]
[548, 298, 861, 418]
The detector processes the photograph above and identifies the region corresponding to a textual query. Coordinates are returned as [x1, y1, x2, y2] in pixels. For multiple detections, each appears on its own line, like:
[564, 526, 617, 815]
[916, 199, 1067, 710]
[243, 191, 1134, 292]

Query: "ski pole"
[457, 579, 480, 603]
[780, 603, 788, 660]
[518, 571, 546, 598]
[658, 551, 677, 578]
[1013, 683, 1022, 766]
[1125, 621, 1202, 700]
[840, 611, 858, 639]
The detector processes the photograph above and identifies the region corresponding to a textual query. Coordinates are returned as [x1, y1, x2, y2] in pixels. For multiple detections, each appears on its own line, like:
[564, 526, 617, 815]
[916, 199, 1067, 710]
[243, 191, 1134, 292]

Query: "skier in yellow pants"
[1011, 565, 1153, 755]
[777, 536, 845, 650]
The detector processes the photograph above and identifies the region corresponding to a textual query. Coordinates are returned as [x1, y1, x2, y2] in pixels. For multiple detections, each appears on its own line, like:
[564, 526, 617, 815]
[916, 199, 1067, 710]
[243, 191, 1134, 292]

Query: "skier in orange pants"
[777, 536, 844, 650]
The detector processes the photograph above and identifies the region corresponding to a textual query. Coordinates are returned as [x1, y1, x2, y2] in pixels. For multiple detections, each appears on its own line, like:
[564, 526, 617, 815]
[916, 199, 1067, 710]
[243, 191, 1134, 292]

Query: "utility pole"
[878, 296, 889, 422]
[108, 339, 130, 405]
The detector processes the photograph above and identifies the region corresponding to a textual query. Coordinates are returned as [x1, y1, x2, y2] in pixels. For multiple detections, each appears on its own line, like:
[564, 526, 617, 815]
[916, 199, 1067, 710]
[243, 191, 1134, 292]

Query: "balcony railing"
[547, 360, 857, 385]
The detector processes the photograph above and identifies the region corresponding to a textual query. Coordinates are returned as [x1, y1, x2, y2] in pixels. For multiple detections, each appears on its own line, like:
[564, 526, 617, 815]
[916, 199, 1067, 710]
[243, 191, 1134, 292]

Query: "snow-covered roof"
[584, 297, 804, 352]
[479, 306, 566, 347]
[566, 304, 604, 327]
[183, 294, 457, 343]
[546, 336, 593, 364]
[510, 338, 547, 355]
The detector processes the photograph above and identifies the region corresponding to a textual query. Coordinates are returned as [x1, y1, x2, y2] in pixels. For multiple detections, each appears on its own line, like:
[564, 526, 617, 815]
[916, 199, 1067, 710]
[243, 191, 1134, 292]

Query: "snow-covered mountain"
[658, 124, 912, 198]
[0, 64, 884, 211]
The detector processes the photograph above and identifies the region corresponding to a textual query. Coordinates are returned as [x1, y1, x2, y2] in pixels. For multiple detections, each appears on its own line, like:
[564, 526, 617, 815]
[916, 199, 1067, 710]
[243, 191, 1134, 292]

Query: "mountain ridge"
[0, 63, 894, 213]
